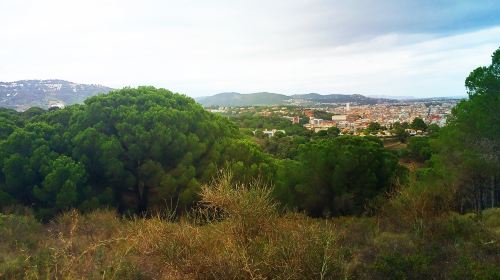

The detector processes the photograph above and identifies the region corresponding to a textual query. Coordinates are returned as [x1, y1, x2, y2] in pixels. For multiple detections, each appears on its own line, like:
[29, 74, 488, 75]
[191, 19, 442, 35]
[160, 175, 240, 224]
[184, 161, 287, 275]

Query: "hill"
[197, 92, 394, 106]
[196, 92, 290, 106]
[0, 80, 112, 110]
[291, 93, 394, 104]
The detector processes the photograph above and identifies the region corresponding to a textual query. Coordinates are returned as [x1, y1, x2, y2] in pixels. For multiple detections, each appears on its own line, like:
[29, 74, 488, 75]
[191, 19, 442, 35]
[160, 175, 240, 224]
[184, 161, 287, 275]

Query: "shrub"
[1, 175, 499, 280]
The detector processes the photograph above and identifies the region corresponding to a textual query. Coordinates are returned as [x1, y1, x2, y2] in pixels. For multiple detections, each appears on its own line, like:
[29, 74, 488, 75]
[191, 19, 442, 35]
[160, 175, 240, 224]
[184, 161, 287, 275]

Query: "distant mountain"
[197, 92, 394, 106]
[409, 96, 467, 101]
[367, 94, 416, 100]
[196, 92, 290, 106]
[291, 93, 392, 103]
[0, 80, 112, 110]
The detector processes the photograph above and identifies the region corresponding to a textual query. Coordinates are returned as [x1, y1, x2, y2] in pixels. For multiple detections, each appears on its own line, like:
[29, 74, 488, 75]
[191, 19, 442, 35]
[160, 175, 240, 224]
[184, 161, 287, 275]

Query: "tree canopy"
[0, 87, 408, 220]
[431, 47, 500, 211]
[0, 87, 274, 219]
[410, 117, 427, 131]
[274, 136, 406, 216]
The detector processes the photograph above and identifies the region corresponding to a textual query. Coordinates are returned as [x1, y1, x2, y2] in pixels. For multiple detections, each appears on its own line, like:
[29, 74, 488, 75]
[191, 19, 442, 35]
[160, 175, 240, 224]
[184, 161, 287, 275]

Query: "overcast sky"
[1, 0, 499, 97]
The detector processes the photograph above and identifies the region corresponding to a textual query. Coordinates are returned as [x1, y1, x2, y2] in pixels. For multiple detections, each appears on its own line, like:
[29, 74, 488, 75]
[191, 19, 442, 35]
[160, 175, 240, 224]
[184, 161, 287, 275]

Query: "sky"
[1, 0, 499, 98]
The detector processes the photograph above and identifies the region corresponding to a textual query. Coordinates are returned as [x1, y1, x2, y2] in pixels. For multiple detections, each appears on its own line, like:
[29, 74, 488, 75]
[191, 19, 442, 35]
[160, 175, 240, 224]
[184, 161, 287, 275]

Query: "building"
[309, 118, 323, 125]
[48, 100, 65, 109]
[304, 120, 336, 132]
[262, 129, 286, 137]
[346, 114, 360, 122]
[332, 114, 347, 121]
[303, 110, 314, 118]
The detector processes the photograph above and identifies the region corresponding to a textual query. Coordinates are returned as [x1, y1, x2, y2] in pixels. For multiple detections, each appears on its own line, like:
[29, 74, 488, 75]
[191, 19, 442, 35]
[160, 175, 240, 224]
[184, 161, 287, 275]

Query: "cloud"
[0, 0, 498, 97]
[310, 0, 500, 44]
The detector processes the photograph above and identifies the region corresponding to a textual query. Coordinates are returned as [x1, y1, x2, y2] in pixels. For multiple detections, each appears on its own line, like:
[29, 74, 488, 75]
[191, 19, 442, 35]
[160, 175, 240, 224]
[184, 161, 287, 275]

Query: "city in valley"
[208, 98, 460, 137]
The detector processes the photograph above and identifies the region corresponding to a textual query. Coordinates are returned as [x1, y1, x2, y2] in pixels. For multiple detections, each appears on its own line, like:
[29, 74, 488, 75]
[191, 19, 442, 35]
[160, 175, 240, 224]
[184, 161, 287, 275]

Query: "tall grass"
[1, 173, 499, 279]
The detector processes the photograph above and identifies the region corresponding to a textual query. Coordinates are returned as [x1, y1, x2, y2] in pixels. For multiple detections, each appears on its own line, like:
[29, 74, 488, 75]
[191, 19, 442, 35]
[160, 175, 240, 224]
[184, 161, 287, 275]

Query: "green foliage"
[411, 117, 427, 131]
[261, 135, 308, 159]
[313, 110, 333, 120]
[275, 136, 405, 216]
[21, 107, 46, 120]
[427, 123, 440, 136]
[33, 155, 87, 219]
[315, 129, 328, 137]
[432, 46, 500, 212]
[393, 121, 409, 130]
[0, 87, 274, 218]
[465, 48, 500, 97]
[0, 87, 407, 219]
[392, 123, 410, 143]
[312, 126, 340, 138]
[372, 251, 433, 280]
[326, 126, 340, 137]
[407, 137, 432, 162]
[228, 113, 309, 136]
[367, 122, 382, 133]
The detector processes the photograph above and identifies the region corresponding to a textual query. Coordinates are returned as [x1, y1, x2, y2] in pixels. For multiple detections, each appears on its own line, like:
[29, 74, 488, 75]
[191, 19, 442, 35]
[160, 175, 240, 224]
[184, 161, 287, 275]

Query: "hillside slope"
[0, 80, 112, 110]
[197, 92, 290, 106]
[197, 92, 394, 106]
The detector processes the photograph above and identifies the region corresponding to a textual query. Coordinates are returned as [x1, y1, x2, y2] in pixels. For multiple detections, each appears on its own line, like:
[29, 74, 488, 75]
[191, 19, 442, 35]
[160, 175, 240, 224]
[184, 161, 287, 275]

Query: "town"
[208, 98, 460, 137]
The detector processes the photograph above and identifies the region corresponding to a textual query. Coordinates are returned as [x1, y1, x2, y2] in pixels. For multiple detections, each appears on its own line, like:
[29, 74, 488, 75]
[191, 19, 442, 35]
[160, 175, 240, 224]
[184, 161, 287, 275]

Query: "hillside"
[291, 93, 394, 104]
[197, 92, 394, 106]
[197, 92, 290, 106]
[0, 80, 112, 110]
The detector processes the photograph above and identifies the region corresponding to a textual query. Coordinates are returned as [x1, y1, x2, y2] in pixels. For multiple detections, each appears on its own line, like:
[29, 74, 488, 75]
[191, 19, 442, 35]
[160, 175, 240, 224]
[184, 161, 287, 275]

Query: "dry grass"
[1, 173, 499, 279]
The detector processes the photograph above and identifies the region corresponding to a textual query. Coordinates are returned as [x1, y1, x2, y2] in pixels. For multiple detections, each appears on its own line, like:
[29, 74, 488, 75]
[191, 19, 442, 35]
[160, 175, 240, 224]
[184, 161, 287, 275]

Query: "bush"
[482, 208, 500, 233]
[1, 176, 499, 279]
[371, 252, 433, 280]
